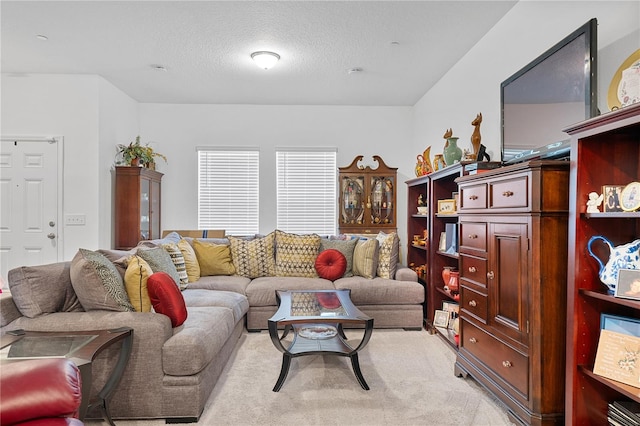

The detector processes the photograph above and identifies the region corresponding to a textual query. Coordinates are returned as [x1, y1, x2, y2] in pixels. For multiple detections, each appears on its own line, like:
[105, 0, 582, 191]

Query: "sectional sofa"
[0, 230, 424, 422]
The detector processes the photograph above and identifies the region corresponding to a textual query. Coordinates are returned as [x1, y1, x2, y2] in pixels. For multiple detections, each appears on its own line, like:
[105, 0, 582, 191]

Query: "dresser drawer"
[460, 222, 487, 252]
[490, 175, 528, 209]
[460, 286, 487, 323]
[459, 183, 487, 210]
[460, 254, 487, 287]
[461, 320, 529, 397]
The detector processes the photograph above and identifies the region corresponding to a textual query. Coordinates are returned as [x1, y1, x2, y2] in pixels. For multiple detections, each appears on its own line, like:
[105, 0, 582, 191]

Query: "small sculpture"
[443, 128, 453, 139]
[586, 191, 604, 213]
[433, 154, 446, 170]
[422, 146, 433, 175]
[470, 113, 482, 159]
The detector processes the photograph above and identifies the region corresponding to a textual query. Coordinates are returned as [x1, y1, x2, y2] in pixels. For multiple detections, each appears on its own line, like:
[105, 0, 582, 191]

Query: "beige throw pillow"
[376, 231, 400, 279]
[352, 238, 379, 279]
[177, 239, 200, 282]
[274, 230, 321, 278]
[228, 233, 276, 278]
[160, 243, 189, 289]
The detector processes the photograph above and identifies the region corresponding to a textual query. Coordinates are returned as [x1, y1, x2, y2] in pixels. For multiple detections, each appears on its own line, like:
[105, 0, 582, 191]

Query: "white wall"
[139, 104, 414, 240]
[412, 1, 640, 160]
[1, 74, 138, 259]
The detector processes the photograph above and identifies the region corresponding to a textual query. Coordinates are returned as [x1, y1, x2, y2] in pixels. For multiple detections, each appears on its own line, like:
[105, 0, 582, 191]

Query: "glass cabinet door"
[370, 176, 394, 225]
[340, 176, 365, 226]
[140, 178, 151, 240]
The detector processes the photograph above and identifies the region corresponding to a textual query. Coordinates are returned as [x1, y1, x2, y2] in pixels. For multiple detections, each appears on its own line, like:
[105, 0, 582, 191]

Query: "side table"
[1, 327, 133, 426]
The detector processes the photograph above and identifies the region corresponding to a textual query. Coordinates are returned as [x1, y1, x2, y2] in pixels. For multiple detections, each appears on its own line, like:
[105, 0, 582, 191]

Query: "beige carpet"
[87, 329, 514, 426]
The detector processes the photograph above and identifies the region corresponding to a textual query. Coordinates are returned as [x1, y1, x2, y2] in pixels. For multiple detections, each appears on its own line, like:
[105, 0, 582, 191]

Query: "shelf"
[436, 250, 459, 259]
[410, 244, 428, 251]
[436, 213, 458, 219]
[411, 214, 428, 218]
[584, 212, 640, 219]
[434, 325, 458, 348]
[436, 286, 460, 301]
[580, 365, 640, 402]
[580, 289, 640, 309]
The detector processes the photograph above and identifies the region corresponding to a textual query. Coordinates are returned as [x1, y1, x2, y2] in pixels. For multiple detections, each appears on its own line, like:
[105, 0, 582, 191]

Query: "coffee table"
[268, 289, 373, 392]
[1, 327, 133, 426]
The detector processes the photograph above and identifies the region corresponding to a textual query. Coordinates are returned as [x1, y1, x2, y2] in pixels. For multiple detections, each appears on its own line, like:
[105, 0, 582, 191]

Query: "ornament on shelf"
[470, 113, 482, 160]
[586, 191, 604, 213]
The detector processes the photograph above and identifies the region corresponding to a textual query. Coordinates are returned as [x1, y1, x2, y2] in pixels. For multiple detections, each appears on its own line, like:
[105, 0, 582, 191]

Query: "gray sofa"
[0, 232, 424, 422]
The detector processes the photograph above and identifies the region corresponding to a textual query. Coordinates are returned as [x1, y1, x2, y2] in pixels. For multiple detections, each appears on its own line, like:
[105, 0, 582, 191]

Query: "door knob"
[47, 233, 56, 239]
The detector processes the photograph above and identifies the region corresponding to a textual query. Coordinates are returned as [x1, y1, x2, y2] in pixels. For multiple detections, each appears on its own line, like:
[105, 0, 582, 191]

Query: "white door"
[0, 137, 61, 286]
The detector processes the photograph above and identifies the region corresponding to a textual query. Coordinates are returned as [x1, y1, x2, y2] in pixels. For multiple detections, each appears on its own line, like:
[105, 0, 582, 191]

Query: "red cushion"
[0, 358, 82, 425]
[147, 272, 187, 327]
[315, 249, 347, 281]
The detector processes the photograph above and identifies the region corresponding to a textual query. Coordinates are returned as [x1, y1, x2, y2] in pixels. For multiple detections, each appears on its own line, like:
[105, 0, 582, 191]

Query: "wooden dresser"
[454, 160, 569, 425]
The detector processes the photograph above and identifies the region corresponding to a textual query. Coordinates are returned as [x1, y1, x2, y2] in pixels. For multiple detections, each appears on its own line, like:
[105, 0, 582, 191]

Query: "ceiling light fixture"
[348, 68, 363, 75]
[35, 34, 48, 41]
[251, 51, 280, 70]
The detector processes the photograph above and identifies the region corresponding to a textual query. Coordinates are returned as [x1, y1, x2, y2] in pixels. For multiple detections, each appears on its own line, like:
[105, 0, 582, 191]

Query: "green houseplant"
[117, 136, 167, 168]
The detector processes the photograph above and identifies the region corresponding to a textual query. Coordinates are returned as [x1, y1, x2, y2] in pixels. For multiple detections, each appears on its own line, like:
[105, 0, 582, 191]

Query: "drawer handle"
[487, 271, 495, 280]
[502, 191, 514, 197]
[469, 337, 477, 344]
[502, 360, 512, 368]
[468, 300, 477, 307]
[468, 234, 478, 239]
[468, 266, 477, 273]
[469, 195, 478, 200]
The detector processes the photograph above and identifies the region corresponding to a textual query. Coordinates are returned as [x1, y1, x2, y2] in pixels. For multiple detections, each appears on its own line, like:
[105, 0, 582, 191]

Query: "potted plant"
[117, 136, 167, 169]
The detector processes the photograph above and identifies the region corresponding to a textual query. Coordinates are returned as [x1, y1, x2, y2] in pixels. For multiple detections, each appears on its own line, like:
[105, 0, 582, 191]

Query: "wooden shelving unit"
[564, 103, 640, 424]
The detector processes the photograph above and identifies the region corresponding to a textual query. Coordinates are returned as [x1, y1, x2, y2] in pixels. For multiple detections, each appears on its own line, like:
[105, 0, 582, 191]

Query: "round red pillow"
[315, 249, 347, 281]
[147, 272, 188, 327]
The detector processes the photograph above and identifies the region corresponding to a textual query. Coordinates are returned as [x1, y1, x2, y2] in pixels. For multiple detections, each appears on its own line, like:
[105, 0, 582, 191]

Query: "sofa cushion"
[162, 306, 236, 376]
[319, 238, 357, 277]
[228, 232, 276, 279]
[124, 255, 153, 312]
[70, 249, 134, 312]
[177, 239, 200, 282]
[192, 239, 236, 276]
[187, 275, 251, 295]
[148, 272, 187, 327]
[137, 247, 182, 289]
[181, 289, 249, 323]
[246, 276, 334, 306]
[315, 249, 347, 281]
[376, 231, 400, 279]
[160, 243, 189, 289]
[352, 238, 379, 279]
[274, 230, 321, 278]
[8, 262, 82, 318]
[333, 276, 425, 305]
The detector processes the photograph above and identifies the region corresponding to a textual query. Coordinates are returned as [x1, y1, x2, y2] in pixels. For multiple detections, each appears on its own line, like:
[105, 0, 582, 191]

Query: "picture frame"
[601, 313, 640, 337]
[593, 329, 640, 389]
[620, 181, 640, 212]
[438, 231, 447, 252]
[615, 269, 640, 301]
[452, 192, 459, 212]
[602, 185, 625, 212]
[433, 309, 449, 328]
[437, 199, 456, 215]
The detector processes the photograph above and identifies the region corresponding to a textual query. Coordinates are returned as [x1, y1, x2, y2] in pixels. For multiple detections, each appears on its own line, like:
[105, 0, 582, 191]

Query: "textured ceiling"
[1, 1, 517, 106]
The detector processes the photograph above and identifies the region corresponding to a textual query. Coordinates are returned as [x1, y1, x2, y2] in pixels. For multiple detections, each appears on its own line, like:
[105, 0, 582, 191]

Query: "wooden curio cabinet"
[338, 155, 397, 234]
[114, 166, 163, 250]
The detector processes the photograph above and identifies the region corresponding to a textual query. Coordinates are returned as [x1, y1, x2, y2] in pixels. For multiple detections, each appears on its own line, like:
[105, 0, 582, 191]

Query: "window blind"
[197, 148, 259, 236]
[276, 149, 337, 235]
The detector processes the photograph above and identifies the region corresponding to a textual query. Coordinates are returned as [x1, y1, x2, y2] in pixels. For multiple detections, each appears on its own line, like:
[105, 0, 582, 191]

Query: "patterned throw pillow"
[352, 238, 379, 279]
[274, 230, 321, 278]
[70, 248, 135, 312]
[228, 233, 276, 279]
[124, 255, 153, 312]
[376, 232, 400, 279]
[192, 239, 236, 276]
[137, 247, 182, 289]
[161, 243, 189, 289]
[177, 239, 200, 282]
[320, 238, 358, 278]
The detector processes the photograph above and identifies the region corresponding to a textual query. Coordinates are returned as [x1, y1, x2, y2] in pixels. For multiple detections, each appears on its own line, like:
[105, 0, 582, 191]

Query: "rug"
[87, 329, 514, 426]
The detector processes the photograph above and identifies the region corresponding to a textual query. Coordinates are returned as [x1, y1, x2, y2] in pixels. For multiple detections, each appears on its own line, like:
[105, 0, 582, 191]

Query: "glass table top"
[0, 335, 97, 360]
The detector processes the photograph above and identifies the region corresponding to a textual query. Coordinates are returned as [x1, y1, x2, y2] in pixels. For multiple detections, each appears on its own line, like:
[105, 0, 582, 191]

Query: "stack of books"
[608, 401, 640, 426]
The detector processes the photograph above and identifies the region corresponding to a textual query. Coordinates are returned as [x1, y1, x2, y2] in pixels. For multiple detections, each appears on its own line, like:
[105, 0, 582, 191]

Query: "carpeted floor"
[87, 329, 515, 426]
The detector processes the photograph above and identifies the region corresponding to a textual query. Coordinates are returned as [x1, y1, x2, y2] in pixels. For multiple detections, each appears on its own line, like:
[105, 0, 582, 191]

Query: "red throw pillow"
[147, 272, 187, 327]
[315, 249, 347, 281]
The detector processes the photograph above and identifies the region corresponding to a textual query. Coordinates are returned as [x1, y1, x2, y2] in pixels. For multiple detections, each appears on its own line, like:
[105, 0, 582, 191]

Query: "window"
[197, 148, 259, 236]
[276, 148, 337, 235]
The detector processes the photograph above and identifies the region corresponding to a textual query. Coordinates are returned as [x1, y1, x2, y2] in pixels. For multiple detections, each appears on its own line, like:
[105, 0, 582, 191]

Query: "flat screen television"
[501, 18, 598, 164]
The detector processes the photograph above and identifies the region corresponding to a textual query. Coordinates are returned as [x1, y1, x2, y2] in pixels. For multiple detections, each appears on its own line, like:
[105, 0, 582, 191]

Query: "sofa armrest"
[0, 295, 22, 328]
[395, 265, 418, 282]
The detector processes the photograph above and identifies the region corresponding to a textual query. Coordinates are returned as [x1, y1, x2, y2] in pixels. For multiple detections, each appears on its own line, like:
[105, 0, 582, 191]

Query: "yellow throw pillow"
[228, 233, 276, 279]
[274, 230, 321, 278]
[193, 239, 236, 276]
[124, 255, 153, 312]
[177, 239, 200, 282]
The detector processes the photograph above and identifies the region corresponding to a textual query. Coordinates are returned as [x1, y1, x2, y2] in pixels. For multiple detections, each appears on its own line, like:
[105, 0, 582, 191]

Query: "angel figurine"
[586, 191, 604, 213]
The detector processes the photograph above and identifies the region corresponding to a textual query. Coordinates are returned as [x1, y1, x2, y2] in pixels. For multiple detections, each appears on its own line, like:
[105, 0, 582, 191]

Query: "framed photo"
[437, 199, 456, 215]
[433, 309, 449, 328]
[602, 185, 625, 212]
[615, 269, 640, 300]
[438, 231, 447, 252]
[601, 313, 640, 337]
[620, 181, 640, 212]
[594, 329, 640, 389]
[442, 301, 460, 316]
[452, 192, 459, 212]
